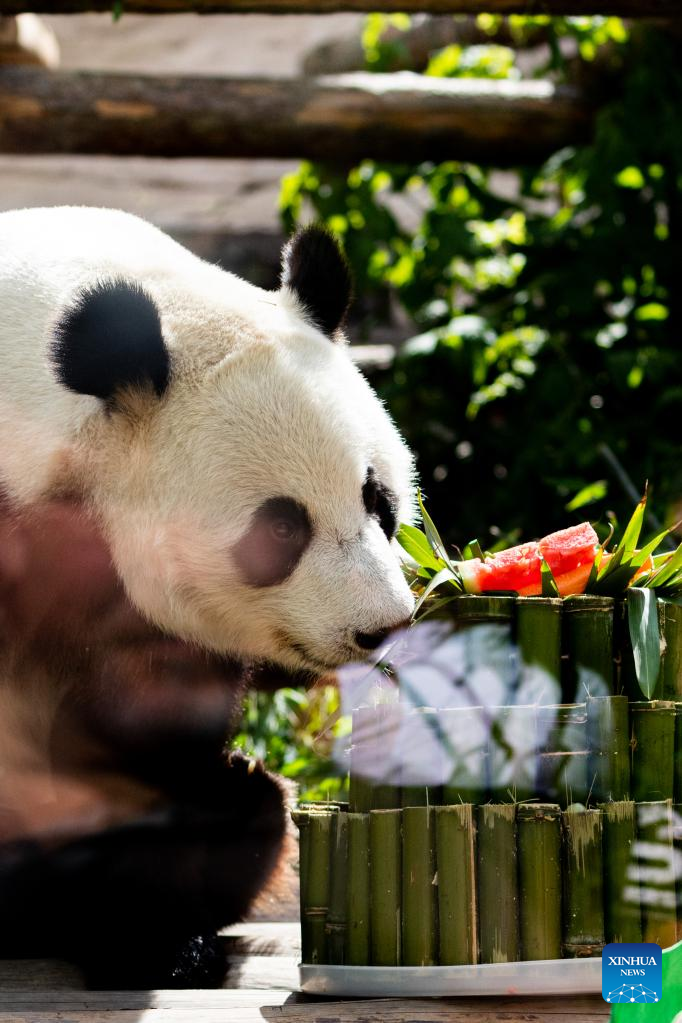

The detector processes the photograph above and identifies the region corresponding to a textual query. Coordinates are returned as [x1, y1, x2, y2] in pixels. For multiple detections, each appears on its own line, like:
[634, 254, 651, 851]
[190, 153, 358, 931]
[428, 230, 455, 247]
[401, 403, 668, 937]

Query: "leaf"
[541, 555, 560, 597]
[627, 587, 661, 699]
[414, 565, 462, 613]
[613, 488, 647, 555]
[565, 479, 608, 512]
[112, 0, 124, 20]
[397, 522, 444, 572]
[462, 539, 485, 560]
[417, 490, 453, 567]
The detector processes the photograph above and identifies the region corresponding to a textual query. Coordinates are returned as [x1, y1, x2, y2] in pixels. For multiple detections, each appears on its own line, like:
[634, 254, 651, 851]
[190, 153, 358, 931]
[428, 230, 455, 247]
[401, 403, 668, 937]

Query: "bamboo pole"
[442, 706, 488, 806]
[435, 804, 478, 965]
[346, 813, 371, 965]
[349, 704, 402, 811]
[516, 597, 563, 701]
[370, 809, 402, 966]
[536, 703, 588, 807]
[300, 810, 335, 964]
[452, 594, 517, 625]
[586, 695, 630, 803]
[477, 804, 520, 963]
[2, 0, 680, 14]
[563, 595, 616, 700]
[326, 811, 349, 964]
[561, 807, 605, 958]
[487, 704, 537, 803]
[600, 801, 642, 944]
[291, 808, 313, 963]
[675, 705, 682, 805]
[517, 803, 562, 961]
[660, 600, 682, 700]
[633, 800, 677, 949]
[399, 707, 444, 808]
[402, 805, 437, 966]
[630, 701, 676, 803]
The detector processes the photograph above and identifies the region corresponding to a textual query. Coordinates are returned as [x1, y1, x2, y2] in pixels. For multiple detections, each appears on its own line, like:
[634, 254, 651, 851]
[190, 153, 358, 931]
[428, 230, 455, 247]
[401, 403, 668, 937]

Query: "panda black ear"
[52, 279, 170, 401]
[280, 226, 352, 339]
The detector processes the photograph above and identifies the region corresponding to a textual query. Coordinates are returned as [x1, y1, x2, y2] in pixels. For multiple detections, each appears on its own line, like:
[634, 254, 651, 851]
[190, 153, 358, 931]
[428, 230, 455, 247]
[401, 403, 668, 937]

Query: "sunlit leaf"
[565, 480, 608, 511]
[627, 587, 661, 698]
[541, 555, 560, 597]
[397, 522, 444, 572]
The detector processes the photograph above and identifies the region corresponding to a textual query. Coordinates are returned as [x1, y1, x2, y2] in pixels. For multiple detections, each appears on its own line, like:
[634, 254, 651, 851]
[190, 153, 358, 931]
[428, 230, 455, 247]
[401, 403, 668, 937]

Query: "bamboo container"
[586, 695, 630, 802]
[517, 803, 562, 961]
[660, 600, 682, 700]
[451, 595, 517, 694]
[442, 705, 488, 806]
[292, 808, 313, 963]
[536, 703, 588, 806]
[346, 813, 371, 965]
[435, 804, 478, 965]
[634, 800, 677, 949]
[402, 805, 437, 966]
[516, 597, 563, 699]
[399, 707, 443, 808]
[370, 809, 402, 966]
[477, 804, 520, 963]
[451, 594, 517, 625]
[674, 705, 682, 805]
[326, 811, 349, 963]
[487, 704, 537, 803]
[303, 809, 335, 964]
[600, 801, 642, 944]
[563, 595, 615, 698]
[561, 806, 605, 958]
[630, 700, 676, 802]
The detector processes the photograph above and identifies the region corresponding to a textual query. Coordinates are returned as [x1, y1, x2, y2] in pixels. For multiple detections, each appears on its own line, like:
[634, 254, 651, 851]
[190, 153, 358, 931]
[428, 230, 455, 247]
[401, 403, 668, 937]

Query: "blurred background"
[2, 7, 680, 797]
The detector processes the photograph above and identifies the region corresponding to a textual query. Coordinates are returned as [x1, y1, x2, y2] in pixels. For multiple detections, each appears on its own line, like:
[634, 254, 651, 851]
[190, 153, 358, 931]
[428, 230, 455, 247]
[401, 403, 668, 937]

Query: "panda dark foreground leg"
[0, 752, 286, 988]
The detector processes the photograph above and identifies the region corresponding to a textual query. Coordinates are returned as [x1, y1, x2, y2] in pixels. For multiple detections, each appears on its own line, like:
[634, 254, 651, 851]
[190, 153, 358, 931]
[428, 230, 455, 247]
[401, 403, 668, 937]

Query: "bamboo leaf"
[647, 539, 682, 589]
[613, 488, 647, 555]
[565, 479, 608, 512]
[397, 522, 444, 571]
[541, 555, 560, 597]
[414, 565, 462, 612]
[417, 490, 453, 567]
[462, 538, 485, 561]
[627, 587, 661, 699]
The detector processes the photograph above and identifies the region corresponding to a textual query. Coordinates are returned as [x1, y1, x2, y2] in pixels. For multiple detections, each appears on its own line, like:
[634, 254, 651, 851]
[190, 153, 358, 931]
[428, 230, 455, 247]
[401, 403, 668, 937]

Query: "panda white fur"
[0, 206, 415, 674]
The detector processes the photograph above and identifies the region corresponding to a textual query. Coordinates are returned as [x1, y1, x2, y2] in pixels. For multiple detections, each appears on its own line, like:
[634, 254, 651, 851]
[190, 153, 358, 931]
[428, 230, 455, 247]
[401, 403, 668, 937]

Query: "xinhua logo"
[602, 943, 662, 1004]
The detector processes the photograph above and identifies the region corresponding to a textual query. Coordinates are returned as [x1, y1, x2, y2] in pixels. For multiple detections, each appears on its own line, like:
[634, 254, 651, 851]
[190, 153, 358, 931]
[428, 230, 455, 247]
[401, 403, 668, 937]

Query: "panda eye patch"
[232, 497, 312, 588]
[362, 468, 398, 539]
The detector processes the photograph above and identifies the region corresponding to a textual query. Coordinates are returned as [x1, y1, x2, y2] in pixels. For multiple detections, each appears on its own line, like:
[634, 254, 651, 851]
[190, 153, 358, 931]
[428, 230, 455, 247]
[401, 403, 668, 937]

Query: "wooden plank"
[0, 68, 591, 165]
[0, 0, 678, 16]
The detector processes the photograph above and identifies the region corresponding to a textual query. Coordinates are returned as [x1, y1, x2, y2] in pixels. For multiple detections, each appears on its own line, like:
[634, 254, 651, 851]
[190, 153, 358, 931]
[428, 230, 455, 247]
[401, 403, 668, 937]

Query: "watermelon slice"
[458, 522, 599, 597]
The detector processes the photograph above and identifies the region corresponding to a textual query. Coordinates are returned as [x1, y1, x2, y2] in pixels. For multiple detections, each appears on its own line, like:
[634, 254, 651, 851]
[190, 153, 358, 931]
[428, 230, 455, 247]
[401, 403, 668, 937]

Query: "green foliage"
[280, 18, 682, 550]
[232, 685, 349, 801]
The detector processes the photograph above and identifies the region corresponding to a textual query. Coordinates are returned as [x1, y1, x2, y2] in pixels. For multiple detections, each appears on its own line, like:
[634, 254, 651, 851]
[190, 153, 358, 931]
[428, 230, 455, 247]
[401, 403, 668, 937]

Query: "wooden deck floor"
[0, 921, 610, 1022]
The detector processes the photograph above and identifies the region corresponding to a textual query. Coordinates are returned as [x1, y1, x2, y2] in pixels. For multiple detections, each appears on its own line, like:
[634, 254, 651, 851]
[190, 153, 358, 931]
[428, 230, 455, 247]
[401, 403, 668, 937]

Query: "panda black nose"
[355, 628, 391, 650]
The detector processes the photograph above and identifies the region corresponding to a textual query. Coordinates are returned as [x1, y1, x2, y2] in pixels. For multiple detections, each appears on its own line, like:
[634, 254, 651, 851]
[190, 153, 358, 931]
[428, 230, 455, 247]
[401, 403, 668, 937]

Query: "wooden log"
[0, 0, 679, 16]
[0, 67, 593, 166]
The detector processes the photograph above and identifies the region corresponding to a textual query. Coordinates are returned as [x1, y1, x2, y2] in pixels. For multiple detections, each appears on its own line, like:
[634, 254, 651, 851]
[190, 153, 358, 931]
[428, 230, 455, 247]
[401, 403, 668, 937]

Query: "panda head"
[51, 225, 415, 675]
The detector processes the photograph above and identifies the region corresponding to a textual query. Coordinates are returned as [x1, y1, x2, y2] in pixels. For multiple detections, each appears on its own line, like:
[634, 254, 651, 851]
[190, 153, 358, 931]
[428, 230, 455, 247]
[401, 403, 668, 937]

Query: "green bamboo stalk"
[487, 704, 537, 803]
[346, 813, 371, 965]
[349, 706, 379, 813]
[450, 595, 517, 700]
[635, 800, 677, 950]
[630, 700, 676, 802]
[303, 810, 335, 964]
[600, 801, 642, 944]
[536, 703, 588, 806]
[451, 594, 517, 624]
[477, 804, 520, 964]
[660, 600, 682, 700]
[561, 806, 605, 958]
[402, 805, 437, 966]
[516, 596, 563, 699]
[325, 811, 349, 964]
[674, 705, 682, 805]
[370, 809, 402, 966]
[442, 705, 488, 806]
[563, 595, 615, 698]
[673, 804, 682, 944]
[517, 803, 562, 961]
[435, 804, 478, 965]
[291, 808, 312, 963]
[586, 695, 630, 803]
[399, 708, 443, 808]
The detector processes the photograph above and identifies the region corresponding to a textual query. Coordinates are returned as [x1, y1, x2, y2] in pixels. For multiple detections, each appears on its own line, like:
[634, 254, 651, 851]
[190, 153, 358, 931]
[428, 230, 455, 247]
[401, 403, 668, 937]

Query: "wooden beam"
[0, 0, 678, 15]
[0, 68, 592, 165]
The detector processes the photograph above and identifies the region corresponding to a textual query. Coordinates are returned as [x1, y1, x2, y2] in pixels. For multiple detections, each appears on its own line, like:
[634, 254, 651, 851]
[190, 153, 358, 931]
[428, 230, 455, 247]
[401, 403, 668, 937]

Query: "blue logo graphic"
[602, 943, 662, 1004]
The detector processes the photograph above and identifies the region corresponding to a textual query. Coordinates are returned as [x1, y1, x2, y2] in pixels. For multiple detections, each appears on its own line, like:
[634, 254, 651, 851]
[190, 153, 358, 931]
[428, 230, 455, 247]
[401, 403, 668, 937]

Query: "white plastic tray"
[299, 956, 602, 997]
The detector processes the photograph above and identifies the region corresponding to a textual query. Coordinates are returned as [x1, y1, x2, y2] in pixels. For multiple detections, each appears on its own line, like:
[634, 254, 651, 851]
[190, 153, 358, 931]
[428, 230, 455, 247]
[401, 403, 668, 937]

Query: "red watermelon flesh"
[458, 522, 599, 597]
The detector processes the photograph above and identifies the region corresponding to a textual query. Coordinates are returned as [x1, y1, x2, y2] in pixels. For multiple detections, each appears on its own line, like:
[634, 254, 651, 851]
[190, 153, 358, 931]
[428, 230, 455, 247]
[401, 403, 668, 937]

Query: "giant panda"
[0, 206, 415, 987]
